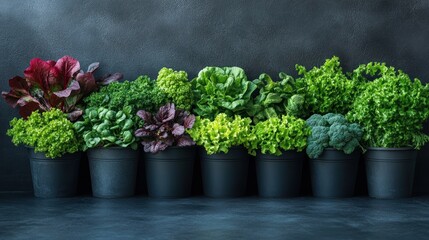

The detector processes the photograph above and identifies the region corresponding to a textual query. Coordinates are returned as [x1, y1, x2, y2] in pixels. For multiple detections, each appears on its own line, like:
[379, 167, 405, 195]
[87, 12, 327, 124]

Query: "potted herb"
[248, 73, 305, 123]
[75, 76, 165, 198]
[295, 56, 362, 116]
[135, 103, 196, 198]
[192, 66, 257, 119]
[7, 109, 82, 198]
[248, 116, 310, 197]
[188, 113, 252, 197]
[306, 113, 363, 198]
[347, 62, 429, 199]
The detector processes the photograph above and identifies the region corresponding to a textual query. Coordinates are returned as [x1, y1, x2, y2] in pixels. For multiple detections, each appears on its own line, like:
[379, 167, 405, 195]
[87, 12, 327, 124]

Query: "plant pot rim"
[366, 147, 414, 151]
[256, 149, 302, 154]
[200, 145, 247, 155]
[88, 146, 136, 150]
[323, 147, 340, 151]
[145, 145, 196, 153]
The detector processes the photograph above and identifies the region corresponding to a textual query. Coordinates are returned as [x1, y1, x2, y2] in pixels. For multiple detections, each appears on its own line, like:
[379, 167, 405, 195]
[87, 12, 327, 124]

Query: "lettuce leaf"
[192, 67, 256, 119]
[2, 56, 122, 121]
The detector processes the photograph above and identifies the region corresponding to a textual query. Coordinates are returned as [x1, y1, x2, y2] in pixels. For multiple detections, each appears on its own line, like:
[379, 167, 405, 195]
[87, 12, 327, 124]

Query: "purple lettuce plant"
[2, 55, 122, 121]
[135, 103, 196, 153]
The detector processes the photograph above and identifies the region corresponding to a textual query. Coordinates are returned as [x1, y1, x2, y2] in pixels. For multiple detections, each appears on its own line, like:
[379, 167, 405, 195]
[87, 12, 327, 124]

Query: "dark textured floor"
[1, 193, 429, 240]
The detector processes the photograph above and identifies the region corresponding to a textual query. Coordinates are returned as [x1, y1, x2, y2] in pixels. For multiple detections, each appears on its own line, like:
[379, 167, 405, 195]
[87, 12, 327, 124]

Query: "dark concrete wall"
[1, 0, 429, 193]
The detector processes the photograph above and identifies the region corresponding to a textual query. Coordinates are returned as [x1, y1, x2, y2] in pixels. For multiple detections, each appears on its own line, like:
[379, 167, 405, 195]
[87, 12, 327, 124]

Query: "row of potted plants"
[2, 55, 429, 199]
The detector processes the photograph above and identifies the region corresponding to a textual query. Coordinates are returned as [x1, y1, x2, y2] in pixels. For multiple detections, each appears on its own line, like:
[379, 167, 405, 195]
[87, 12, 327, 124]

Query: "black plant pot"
[135, 153, 147, 195]
[310, 148, 360, 198]
[133, 146, 146, 195]
[256, 150, 305, 198]
[87, 147, 138, 198]
[29, 149, 81, 198]
[365, 147, 417, 199]
[201, 147, 250, 198]
[144, 146, 196, 198]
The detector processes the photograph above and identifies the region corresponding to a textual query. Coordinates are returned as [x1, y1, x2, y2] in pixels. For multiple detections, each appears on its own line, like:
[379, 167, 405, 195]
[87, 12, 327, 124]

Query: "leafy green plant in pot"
[248, 73, 306, 123]
[135, 103, 196, 198]
[2, 55, 121, 198]
[192, 66, 257, 119]
[7, 109, 82, 198]
[75, 76, 165, 198]
[295, 56, 363, 117]
[247, 115, 310, 197]
[306, 113, 363, 198]
[347, 62, 429, 199]
[187, 113, 252, 197]
[74, 106, 139, 198]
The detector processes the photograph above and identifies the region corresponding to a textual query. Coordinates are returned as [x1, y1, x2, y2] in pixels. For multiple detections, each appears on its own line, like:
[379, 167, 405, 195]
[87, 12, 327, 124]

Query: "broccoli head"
[306, 113, 363, 158]
[306, 114, 327, 127]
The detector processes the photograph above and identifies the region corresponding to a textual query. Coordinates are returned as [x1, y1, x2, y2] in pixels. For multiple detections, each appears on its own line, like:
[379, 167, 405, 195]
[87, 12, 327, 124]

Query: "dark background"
[1, 0, 429, 194]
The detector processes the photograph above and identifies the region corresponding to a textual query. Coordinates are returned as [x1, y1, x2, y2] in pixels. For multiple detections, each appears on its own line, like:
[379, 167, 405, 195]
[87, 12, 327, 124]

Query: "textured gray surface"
[1, 194, 429, 239]
[1, 0, 429, 192]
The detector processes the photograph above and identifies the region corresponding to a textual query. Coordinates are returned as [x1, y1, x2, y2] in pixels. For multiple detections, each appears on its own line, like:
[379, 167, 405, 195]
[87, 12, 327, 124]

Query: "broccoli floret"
[343, 139, 360, 154]
[306, 113, 363, 158]
[323, 113, 347, 125]
[306, 126, 329, 158]
[329, 122, 352, 148]
[306, 143, 325, 159]
[306, 114, 327, 127]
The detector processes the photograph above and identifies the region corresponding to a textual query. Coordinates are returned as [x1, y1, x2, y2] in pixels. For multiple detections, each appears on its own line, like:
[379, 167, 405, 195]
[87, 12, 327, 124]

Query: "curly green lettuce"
[347, 62, 429, 149]
[7, 109, 81, 158]
[187, 113, 252, 154]
[248, 115, 310, 156]
[156, 67, 193, 111]
[296, 56, 362, 115]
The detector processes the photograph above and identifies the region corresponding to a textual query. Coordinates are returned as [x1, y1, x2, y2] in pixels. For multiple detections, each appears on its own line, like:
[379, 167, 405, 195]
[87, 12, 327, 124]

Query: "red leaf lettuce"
[2, 55, 122, 121]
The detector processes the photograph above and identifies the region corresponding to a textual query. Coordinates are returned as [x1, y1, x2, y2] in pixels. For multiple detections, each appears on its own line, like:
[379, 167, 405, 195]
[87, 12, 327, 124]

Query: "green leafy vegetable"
[84, 75, 166, 113]
[248, 72, 305, 123]
[7, 109, 81, 158]
[192, 66, 257, 119]
[156, 67, 193, 111]
[306, 113, 363, 159]
[74, 106, 139, 150]
[296, 56, 362, 115]
[248, 115, 310, 156]
[187, 113, 252, 154]
[347, 62, 429, 149]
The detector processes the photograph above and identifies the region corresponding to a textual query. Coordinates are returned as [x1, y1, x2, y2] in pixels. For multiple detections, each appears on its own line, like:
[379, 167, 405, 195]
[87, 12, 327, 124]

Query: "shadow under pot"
[365, 147, 417, 199]
[256, 150, 305, 198]
[309, 148, 360, 198]
[200, 146, 250, 198]
[29, 148, 81, 198]
[87, 147, 138, 198]
[144, 146, 196, 198]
